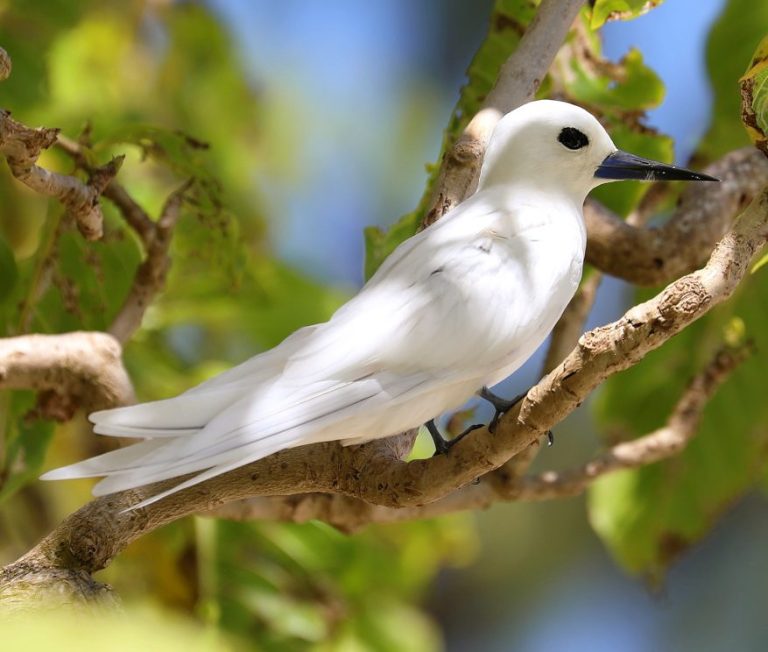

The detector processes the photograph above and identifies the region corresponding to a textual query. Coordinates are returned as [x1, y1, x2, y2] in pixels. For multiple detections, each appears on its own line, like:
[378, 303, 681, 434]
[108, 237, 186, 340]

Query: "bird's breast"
[448, 220, 585, 375]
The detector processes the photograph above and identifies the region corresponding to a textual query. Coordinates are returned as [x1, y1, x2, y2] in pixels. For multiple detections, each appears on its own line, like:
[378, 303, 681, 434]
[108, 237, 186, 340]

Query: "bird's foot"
[425, 419, 484, 456]
[479, 386, 525, 433]
[479, 388, 555, 445]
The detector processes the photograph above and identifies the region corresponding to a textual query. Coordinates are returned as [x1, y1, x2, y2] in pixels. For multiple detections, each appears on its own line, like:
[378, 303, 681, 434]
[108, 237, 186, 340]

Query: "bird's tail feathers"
[119, 437, 294, 511]
[88, 382, 253, 438]
[40, 438, 172, 481]
[42, 370, 448, 512]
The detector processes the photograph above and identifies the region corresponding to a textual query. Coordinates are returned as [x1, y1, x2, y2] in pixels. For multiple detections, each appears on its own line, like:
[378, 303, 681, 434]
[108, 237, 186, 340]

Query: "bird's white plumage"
[40, 101, 622, 510]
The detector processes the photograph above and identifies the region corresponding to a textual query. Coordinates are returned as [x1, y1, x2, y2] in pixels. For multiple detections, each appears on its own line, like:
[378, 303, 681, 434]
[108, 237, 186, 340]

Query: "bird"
[41, 100, 717, 510]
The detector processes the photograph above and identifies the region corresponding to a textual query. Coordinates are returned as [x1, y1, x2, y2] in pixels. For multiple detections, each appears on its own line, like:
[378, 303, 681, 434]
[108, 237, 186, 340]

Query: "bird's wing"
[279, 196, 534, 384]
[87, 325, 319, 438]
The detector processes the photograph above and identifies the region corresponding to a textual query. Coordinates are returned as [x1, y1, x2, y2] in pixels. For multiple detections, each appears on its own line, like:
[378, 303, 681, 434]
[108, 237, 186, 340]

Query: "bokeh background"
[2, 1, 768, 650]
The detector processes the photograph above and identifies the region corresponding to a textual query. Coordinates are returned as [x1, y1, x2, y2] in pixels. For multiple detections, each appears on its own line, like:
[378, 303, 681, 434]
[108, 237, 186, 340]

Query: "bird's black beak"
[595, 150, 719, 182]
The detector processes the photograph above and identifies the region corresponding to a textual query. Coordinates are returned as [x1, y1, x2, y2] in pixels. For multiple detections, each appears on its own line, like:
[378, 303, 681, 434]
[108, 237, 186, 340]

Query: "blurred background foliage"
[1, 1, 768, 650]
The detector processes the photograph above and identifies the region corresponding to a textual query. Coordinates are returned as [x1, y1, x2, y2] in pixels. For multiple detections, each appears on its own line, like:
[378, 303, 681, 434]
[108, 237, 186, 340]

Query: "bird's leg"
[425, 419, 484, 456]
[479, 387, 555, 445]
[479, 386, 525, 433]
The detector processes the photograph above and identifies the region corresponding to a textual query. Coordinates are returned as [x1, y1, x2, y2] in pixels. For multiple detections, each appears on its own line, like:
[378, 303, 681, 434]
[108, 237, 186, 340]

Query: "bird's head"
[477, 100, 717, 203]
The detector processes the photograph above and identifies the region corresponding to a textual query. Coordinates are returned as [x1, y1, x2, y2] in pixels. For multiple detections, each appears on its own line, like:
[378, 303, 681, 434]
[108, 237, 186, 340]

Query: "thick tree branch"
[537, 150, 768, 403]
[174, 343, 752, 529]
[421, 0, 587, 225]
[585, 147, 768, 285]
[520, 150, 767, 484]
[0, 332, 134, 420]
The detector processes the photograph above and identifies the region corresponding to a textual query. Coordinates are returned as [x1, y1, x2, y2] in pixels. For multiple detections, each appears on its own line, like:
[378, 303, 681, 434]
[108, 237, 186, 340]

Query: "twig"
[108, 182, 190, 344]
[0, 111, 122, 240]
[0, 48, 120, 243]
[507, 343, 751, 499]
[56, 134, 190, 343]
[55, 135, 156, 243]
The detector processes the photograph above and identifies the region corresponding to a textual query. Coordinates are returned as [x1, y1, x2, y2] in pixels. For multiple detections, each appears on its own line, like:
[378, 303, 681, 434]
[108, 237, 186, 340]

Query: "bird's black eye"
[558, 127, 589, 150]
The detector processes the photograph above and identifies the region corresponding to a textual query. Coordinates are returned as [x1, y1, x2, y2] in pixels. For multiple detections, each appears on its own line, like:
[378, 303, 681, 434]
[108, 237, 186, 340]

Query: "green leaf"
[701, 0, 768, 160]
[590, 0, 664, 30]
[739, 33, 768, 157]
[0, 392, 55, 504]
[588, 276, 768, 576]
[208, 518, 471, 651]
[101, 124, 216, 183]
[565, 47, 665, 111]
[363, 212, 420, 281]
[0, 234, 18, 302]
[751, 250, 768, 274]
[26, 207, 142, 334]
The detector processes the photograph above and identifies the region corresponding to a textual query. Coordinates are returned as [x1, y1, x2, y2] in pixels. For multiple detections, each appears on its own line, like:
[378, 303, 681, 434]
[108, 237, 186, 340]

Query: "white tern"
[42, 100, 716, 509]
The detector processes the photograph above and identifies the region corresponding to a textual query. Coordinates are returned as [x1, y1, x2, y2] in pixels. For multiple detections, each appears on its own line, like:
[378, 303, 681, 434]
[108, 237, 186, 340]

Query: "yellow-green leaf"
[751, 250, 768, 274]
[739, 33, 768, 157]
[590, 0, 664, 30]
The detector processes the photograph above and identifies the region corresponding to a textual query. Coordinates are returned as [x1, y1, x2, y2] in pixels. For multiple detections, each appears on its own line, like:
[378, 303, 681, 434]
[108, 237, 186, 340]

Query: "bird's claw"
[480, 386, 525, 434]
[426, 419, 483, 456]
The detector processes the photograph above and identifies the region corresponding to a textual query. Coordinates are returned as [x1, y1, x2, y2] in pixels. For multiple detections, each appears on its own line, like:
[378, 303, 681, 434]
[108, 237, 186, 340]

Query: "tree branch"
[517, 149, 768, 485]
[186, 342, 751, 529]
[108, 182, 189, 343]
[55, 134, 157, 243]
[530, 149, 768, 398]
[0, 332, 134, 420]
[54, 135, 190, 344]
[0, 67, 122, 242]
[0, 111, 122, 241]
[506, 342, 751, 500]
[585, 147, 768, 285]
